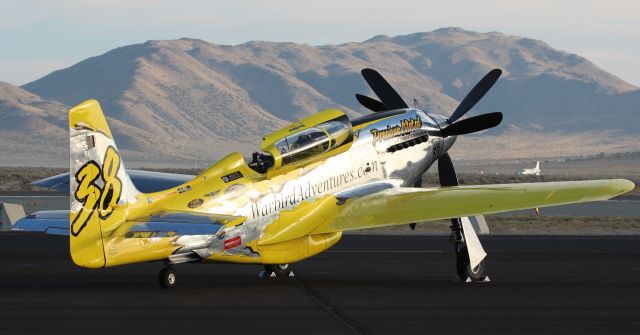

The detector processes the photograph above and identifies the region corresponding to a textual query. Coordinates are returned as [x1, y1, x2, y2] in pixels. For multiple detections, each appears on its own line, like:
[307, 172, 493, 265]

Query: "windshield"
[275, 117, 352, 166]
[276, 127, 329, 165]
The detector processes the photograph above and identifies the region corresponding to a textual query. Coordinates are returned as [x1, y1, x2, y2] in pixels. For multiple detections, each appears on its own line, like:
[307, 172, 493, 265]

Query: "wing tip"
[615, 178, 635, 194]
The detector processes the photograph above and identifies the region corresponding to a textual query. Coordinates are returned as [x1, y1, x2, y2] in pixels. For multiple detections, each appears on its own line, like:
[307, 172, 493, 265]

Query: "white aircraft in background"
[521, 161, 541, 176]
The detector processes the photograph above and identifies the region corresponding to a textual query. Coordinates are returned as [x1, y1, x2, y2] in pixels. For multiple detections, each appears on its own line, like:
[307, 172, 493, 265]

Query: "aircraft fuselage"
[146, 109, 456, 266]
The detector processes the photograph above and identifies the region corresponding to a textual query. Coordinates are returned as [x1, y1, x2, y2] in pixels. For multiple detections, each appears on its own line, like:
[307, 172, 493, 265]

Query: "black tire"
[265, 264, 291, 277]
[159, 267, 177, 289]
[456, 246, 486, 282]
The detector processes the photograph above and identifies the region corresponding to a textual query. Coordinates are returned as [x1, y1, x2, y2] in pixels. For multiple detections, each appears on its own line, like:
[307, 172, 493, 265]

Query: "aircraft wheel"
[456, 246, 486, 282]
[159, 266, 177, 289]
[265, 264, 292, 277]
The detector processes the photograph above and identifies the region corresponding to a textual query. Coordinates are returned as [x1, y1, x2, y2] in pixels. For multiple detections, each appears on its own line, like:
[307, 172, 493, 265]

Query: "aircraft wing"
[311, 179, 634, 234]
[32, 170, 195, 193]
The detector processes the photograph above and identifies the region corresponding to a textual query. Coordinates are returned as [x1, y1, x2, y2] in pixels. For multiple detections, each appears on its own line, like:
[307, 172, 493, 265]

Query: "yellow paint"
[258, 195, 339, 245]
[103, 236, 177, 267]
[261, 109, 345, 150]
[260, 109, 354, 177]
[68, 104, 125, 267]
[204, 232, 342, 265]
[259, 232, 342, 264]
[69, 99, 113, 138]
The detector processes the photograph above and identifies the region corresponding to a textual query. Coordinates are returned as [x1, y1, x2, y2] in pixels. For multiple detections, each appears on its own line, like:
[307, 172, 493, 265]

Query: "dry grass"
[0, 167, 66, 191]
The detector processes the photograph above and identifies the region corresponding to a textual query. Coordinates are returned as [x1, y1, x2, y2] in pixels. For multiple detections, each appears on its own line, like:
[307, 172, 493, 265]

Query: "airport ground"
[0, 233, 638, 334]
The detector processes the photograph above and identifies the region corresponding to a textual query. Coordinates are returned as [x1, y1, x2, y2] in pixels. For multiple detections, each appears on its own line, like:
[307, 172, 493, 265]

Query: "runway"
[0, 233, 638, 334]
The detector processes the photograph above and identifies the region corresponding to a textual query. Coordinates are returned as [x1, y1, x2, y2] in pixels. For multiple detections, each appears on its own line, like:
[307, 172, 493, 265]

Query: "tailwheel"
[159, 266, 177, 289]
[263, 264, 294, 278]
[456, 246, 486, 282]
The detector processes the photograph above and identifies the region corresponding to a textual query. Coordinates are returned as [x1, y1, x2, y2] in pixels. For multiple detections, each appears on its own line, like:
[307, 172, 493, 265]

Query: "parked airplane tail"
[68, 99, 140, 268]
[535, 161, 540, 169]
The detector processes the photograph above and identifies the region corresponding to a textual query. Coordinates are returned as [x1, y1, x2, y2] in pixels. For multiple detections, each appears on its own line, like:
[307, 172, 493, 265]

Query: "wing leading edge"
[311, 179, 634, 234]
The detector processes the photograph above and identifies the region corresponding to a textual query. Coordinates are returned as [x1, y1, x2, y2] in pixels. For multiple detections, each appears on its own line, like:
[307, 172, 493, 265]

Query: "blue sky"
[1, 0, 639, 87]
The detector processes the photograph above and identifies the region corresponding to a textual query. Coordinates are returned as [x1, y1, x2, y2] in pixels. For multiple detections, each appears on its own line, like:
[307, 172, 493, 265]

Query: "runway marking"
[328, 250, 443, 253]
[294, 276, 364, 335]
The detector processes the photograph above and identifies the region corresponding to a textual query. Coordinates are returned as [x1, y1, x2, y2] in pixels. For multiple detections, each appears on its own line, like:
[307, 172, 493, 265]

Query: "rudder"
[68, 99, 139, 268]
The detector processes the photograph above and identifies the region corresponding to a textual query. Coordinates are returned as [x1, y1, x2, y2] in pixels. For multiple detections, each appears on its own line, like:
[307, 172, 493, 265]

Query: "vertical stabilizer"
[68, 99, 139, 268]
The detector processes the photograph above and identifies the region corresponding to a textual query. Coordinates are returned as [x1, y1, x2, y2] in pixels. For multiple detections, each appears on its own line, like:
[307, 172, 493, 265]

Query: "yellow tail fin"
[68, 99, 139, 268]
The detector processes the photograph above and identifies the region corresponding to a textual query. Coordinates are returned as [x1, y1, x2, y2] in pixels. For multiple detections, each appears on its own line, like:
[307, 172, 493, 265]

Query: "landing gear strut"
[159, 266, 177, 289]
[451, 218, 487, 282]
[260, 264, 294, 278]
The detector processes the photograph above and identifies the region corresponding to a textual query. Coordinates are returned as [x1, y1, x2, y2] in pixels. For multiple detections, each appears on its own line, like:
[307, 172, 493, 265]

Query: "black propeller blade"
[441, 112, 503, 137]
[355, 94, 387, 112]
[448, 69, 502, 123]
[437, 153, 459, 187]
[361, 68, 409, 110]
[410, 152, 459, 231]
[409, 177, 423, 230]
[437, 152, 464, 239]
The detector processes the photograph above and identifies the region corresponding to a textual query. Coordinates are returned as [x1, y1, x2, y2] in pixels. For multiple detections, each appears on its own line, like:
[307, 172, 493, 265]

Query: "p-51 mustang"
[12, 68, 633, 288]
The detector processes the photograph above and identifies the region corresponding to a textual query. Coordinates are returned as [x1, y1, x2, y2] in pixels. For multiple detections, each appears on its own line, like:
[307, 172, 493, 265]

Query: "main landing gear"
[450, 218, 489, 282]
[159, 266, 177, 289]
[259, 264, 295, 278]
[456, 246, 487, 282]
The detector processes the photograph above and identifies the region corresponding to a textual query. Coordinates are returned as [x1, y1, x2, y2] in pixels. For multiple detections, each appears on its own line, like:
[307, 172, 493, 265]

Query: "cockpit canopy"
[260, 109, 353, 170]
[275, 120, 350, 165]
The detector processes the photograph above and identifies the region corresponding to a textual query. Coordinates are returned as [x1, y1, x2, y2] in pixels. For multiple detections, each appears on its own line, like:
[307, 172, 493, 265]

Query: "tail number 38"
[71, 146, 122, 236]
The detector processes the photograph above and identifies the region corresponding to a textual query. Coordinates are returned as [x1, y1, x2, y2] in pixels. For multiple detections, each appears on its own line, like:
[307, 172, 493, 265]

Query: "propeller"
[356, 67, 503, 137]
[355, 67, 495, 271]
[448, 69, 502, 123]
[355, 68, 503, 139]
[437, 153, 458, 187]
[409, 153, 458, 231]
[355, 94, 387, 112]
[360, 68, 408, 110]
[440, 112, 503, 137]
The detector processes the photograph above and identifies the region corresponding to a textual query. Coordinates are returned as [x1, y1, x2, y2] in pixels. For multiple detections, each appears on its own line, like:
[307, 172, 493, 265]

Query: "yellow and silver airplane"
[12, 68, 634, 288]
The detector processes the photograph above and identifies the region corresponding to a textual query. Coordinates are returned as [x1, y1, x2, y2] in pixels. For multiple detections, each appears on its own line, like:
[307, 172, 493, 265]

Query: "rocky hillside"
[0, 82, 69, 165]
[1, 27, 638, 166]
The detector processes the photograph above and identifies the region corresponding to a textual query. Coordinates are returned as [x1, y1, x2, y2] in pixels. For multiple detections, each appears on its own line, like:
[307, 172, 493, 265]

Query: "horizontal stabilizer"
[123, 212, 241, 237]
[12, 210, 69, 235]
[13, 210, 243, 238]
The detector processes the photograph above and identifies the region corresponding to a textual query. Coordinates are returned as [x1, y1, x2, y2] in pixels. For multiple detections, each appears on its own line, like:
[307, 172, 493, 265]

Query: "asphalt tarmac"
[0, 233, 638, 334]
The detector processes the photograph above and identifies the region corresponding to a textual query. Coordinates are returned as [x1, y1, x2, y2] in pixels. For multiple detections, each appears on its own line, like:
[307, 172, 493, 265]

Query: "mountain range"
[1, 27, 639, 167]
